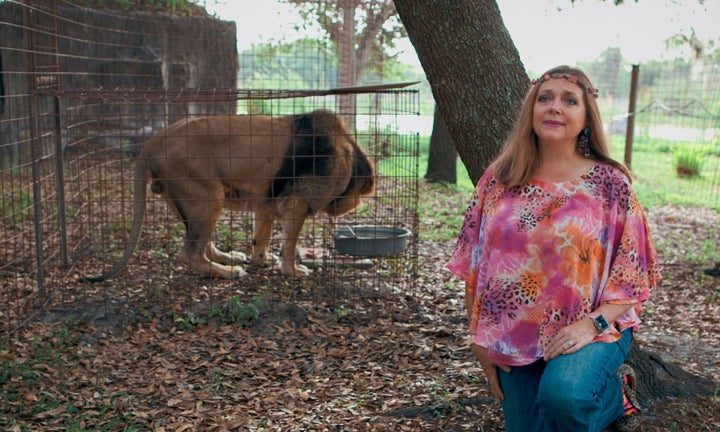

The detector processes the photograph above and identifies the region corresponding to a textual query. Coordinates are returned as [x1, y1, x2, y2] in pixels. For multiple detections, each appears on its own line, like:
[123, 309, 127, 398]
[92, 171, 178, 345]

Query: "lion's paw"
[250, 253, 278, 267]
[281, 263, 311, 276]
[228, 251, 247, 262]
[210, 249, 247, 264]
[230, 266, 247, 278]
[296, 264, 311, 276]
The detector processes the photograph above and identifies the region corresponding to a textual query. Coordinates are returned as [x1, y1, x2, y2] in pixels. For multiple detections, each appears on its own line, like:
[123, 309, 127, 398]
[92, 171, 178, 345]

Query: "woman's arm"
[544, 302, 637, 361]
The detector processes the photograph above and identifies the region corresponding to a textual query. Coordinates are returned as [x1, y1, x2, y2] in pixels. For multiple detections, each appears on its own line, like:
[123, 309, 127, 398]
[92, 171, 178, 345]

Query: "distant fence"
[598, 62, 720, 210]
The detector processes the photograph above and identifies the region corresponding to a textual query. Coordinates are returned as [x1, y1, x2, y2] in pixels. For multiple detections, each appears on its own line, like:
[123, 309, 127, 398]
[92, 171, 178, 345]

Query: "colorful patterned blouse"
[447, 163, 661, 366]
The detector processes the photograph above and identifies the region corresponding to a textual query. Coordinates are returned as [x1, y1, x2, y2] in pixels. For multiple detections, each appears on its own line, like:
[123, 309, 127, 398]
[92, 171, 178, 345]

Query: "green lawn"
[609, 135, 720, 211]
[412, 134, 720, 212]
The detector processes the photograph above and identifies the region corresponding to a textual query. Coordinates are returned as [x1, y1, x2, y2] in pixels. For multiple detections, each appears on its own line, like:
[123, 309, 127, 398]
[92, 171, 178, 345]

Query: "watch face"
[594, 315, 610, 332]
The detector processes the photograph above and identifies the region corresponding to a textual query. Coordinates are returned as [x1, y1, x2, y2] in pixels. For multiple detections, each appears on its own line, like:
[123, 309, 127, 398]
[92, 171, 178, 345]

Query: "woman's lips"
[544, 120, 564, 127]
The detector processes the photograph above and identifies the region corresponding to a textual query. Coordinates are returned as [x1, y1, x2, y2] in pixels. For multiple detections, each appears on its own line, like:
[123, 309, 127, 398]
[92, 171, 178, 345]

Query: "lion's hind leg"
[180, 234, 247, 279]
[173, 194, 246, 279]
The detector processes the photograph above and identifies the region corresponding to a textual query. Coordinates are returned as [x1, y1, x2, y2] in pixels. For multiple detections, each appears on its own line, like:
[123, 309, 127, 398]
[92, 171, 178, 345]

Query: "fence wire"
[592, 61, 720, 210]
[0, 0, 420, 333]
[2, 1, 718, 333]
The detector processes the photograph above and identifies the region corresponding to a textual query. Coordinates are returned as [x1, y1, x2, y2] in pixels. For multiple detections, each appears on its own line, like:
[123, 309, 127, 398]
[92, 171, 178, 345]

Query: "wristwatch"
[588, 313, 610, 334]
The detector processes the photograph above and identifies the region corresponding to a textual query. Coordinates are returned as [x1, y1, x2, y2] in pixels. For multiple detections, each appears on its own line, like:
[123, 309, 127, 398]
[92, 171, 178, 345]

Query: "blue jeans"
[498, 329, 632, 432]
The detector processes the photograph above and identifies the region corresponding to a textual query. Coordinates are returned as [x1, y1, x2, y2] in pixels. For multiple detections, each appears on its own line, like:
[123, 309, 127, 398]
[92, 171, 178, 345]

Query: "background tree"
[280, 1, 459, 183]
[667, 29, 715, 96]
[285, 0, 403, 127]
[393, 0, 526, 184]
[394, 0, 715, 404]
[595, 47, 623, 106]
[424, 104, 457, 184]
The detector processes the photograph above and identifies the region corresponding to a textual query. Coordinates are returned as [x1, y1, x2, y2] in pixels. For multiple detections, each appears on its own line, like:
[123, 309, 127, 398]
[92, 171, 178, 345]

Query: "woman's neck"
[533, 153, 595, 183]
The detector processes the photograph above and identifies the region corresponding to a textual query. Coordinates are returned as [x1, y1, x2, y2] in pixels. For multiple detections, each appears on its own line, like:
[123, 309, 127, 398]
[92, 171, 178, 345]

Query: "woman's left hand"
[544, 318, 598, 361]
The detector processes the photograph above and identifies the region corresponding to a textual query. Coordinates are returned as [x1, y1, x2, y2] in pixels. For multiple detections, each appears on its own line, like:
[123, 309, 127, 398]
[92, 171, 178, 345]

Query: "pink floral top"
[447, 163, 661, 366]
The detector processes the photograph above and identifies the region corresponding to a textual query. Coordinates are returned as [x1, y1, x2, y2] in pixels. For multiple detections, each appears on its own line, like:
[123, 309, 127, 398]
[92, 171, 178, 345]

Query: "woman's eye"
[538, 94, 549, 102]
[567, 98, 578, 105]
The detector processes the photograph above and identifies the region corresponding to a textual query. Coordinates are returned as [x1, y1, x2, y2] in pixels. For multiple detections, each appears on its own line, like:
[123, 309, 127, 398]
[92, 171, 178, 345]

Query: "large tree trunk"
[394, 0, 714, 405]
[627, 342, 714, 402]
[425, 104, 457, 184]
[393, 0, 527, 184]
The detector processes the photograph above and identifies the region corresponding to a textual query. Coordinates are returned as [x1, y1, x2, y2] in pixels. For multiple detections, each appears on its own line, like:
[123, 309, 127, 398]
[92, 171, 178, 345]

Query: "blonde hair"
[491, 65, 632, 187]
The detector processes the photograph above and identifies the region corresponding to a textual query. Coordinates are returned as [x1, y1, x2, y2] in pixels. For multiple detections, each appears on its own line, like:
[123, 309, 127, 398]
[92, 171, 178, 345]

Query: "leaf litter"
[1, 184, 718, 431]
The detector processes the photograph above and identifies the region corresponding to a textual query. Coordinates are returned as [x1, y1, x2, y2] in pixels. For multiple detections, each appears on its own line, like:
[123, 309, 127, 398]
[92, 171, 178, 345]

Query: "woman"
[447, 65, 661, 432]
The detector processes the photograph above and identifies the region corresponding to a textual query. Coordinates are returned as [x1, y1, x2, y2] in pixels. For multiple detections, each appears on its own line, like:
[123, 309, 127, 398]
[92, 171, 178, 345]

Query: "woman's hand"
[544, 317, 597, 361]
[470, 343, 511, 402]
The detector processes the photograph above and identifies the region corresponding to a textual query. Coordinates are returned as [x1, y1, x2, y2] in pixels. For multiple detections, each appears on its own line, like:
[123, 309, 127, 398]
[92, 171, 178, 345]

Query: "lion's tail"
[81, 158, 148, 282]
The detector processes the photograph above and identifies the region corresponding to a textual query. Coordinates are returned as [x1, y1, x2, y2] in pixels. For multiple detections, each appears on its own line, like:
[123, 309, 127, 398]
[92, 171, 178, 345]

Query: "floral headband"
[531, 73, 599, 99]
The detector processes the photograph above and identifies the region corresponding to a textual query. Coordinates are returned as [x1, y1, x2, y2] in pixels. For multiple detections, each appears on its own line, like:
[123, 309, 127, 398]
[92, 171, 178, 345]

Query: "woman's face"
[532, 78, 587, 147]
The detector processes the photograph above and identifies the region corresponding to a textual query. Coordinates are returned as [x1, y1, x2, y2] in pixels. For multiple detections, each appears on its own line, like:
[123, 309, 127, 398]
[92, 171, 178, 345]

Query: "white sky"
[205, 0, 719, 73]
[496, 0, 718, 73]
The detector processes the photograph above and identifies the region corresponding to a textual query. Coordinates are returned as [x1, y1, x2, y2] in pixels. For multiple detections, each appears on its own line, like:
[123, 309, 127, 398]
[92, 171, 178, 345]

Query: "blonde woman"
[448, 65, 660, 432]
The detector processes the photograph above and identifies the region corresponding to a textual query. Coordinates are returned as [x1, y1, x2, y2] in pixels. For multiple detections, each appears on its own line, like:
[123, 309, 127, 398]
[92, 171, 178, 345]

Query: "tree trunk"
[393, 0, 527, 184]
[425, 104, 457, 184]
[337, 0, 358, 130]
[394, 0, 714, 404]
[627, 342, 714, 402]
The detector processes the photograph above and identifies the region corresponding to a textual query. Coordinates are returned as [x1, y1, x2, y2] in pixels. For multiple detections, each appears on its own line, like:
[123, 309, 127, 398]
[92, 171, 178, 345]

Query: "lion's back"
[141, 111, 372, 215]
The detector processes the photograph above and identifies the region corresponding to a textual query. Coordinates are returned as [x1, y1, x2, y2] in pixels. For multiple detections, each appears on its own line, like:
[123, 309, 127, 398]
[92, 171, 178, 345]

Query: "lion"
[83, 109, 375, 281]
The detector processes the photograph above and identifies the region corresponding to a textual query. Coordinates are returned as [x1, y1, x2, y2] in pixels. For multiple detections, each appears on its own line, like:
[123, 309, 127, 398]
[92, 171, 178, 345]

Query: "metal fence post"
[25, 3, 46, 298]
[624, 64, 639, 171]
[54, 95, 69, 267]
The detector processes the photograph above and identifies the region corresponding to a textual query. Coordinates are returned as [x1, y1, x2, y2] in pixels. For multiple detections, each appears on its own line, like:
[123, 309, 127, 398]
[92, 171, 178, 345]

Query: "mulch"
[1, 185, 718, 431]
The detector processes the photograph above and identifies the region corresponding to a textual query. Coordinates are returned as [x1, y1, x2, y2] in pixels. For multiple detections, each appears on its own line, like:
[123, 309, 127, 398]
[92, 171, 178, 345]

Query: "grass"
[415, 134, 720, 211]
[610, 135, 720, 212]
[413, 133, 720, 245]
[672, 144, 705, 178]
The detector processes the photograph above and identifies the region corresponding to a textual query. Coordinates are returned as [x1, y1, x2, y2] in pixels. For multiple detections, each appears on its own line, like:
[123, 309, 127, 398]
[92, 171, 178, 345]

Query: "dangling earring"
[577, 126, 592, 158]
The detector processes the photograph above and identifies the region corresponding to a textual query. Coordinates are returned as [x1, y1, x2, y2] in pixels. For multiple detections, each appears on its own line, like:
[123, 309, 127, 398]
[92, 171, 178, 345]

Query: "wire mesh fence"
[590, 62, 720, 210]
[0, 0, 420, 334]
[1, 0, 719, 334]
[632, 64, 719, 207]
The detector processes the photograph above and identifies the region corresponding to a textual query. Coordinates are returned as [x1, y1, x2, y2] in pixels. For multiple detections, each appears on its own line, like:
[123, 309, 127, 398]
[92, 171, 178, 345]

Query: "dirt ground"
[1, 183, 718, 431]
